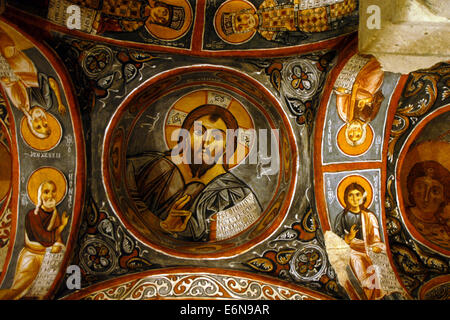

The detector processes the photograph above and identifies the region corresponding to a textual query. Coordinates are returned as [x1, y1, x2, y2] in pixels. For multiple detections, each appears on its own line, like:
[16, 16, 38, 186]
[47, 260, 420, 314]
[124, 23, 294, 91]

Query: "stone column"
[359, 0, 450, 74]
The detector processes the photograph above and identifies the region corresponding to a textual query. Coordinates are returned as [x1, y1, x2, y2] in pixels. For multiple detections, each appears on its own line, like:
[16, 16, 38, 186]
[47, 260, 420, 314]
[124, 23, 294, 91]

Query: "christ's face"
[234, 13, 257, 33]
[41, 182, 57, 211]
[190, 115, 227, 166]
[412, 176, 444, 216]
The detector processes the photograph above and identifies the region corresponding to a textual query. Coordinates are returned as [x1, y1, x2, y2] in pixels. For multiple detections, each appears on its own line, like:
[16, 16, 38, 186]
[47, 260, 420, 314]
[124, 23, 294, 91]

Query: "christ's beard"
[189, 150, 218, 178]
[189, 162, 215, 178]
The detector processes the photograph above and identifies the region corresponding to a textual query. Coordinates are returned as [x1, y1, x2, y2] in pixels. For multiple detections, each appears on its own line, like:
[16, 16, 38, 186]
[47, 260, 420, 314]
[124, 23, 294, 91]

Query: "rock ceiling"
[0, 0, 448, 301]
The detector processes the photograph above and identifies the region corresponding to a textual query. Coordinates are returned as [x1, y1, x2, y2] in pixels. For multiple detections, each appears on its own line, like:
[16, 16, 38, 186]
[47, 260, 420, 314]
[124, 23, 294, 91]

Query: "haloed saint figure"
[127, 104, 262, 242]
[55, 0, 193, 39]
[334, 182, 385, 300]
[216, 0, 357, 45]
[0, 178, 68, 300]
[406, 161, 450, 249]
[0, 26, 65, 140]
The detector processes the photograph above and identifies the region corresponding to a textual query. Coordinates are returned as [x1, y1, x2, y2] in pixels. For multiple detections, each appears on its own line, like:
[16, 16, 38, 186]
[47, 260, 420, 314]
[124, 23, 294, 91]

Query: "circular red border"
[123, 79, 284, 234]
[418, 274, 450, 299]
[102, 65, 298, 259]
[396, 104, 450, 257]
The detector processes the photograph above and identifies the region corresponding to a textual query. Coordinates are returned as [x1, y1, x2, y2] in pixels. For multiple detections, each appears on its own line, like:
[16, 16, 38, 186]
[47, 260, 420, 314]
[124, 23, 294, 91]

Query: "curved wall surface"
[0, 0, 448, 301]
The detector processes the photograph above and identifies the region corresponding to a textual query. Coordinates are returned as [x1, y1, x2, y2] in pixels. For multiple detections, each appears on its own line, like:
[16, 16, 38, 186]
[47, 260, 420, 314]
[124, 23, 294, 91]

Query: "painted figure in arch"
[216, 0, 357, 45]
[406, 160, 450, 250]
[334, 55, 385, 149]
[94, 0, 187, 33]
[0, 180, 68, 300]
[0, 25, 66, 140]
[49, 0, 193, 40]
[334, 182, 385, 300]
[127, 104, 262, 242]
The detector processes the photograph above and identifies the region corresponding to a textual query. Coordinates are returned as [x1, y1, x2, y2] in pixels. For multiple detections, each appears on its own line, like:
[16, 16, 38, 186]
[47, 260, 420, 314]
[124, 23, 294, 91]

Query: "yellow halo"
[214, 0, 257, 45]
[20, 109, 62, 151]
[144, 0, 193, 41]
[336, 175, 373, 209]
[336, 123, 374, 157]
[27, 167, 67, 206]
[163, 89, 255, 169]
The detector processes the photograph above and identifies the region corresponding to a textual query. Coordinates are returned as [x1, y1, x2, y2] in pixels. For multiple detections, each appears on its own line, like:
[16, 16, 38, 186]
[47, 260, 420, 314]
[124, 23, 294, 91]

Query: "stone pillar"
[359, 0, 450, 74]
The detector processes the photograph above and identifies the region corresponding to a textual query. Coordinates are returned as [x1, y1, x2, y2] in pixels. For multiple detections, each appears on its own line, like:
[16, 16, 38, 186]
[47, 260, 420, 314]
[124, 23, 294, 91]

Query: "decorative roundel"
[81, 45, 114, 78]
[281, 60, 322, 100]
[104, 67, 298, 258]
[79, 238, 118, 275]
[214, 0, 257, 45]
[289, 244, 327, 282]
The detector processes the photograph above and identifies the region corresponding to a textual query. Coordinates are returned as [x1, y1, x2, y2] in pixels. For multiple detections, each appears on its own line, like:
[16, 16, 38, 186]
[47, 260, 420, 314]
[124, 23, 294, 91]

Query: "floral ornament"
[295, 100, 314, 126]
[245, 250, 292, 275]
[78, 198, 153, 277]
[81, 45, 114, 78]
[289, 244, 327, 283]
[291, 65, 313, 91]
[316, 51, 336, 72]
[0, 210, 11, 248]
[246, 257, 275, 273]
[319, 274, 339, 295]
[84, 242, 112, 272]
[276, 249, 296, 265]
[127, 50, 155, 63]
[263, 53, 335, 131]
[265, 62, 283, 93]
[0, 104, 10, 124]
[296, 250, 320, 275]
[85, 51, 109, 75]
[75, 41, 155, 100]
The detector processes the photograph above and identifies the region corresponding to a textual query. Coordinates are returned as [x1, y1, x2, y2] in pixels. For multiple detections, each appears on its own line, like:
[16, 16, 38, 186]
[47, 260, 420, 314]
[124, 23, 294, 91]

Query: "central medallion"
[104, 67, 297, 258]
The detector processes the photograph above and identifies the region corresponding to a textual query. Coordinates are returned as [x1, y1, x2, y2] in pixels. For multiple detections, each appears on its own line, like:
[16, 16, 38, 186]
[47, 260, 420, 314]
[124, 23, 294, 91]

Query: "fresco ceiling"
[0, 0, 448, 301]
